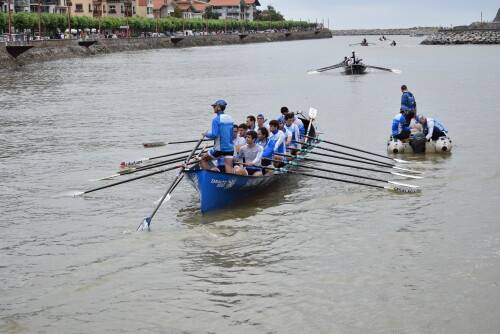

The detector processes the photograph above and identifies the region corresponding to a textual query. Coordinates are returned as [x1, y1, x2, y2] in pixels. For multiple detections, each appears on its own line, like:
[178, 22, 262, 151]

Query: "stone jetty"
[0, 29, 331, 68]
[421, 29, 500, 45]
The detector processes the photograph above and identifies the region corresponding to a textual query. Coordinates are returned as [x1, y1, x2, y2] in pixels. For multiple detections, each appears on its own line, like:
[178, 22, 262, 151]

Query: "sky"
[258, 0, 500, 29]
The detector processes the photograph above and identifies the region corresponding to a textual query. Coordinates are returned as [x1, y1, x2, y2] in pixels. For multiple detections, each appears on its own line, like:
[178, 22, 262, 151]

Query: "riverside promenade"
[0, 29, 332, 68]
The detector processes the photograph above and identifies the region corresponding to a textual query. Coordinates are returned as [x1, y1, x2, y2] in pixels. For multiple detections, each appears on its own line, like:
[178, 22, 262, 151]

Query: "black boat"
[344, 63, 367, 75]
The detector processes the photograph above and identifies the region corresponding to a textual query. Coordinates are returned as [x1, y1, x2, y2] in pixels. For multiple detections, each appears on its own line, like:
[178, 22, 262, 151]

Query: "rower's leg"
[224, 157, 234, 174]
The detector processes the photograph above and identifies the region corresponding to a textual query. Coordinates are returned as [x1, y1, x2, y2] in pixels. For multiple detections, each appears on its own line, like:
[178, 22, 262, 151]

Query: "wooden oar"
[138, 137, 205, 231]
[90, 156, 189, 182]
[304, 136, 410, 164]
[262, 165, 420, 193]
[267, 158, 422, 183]
[304, 150, 422, 174]
[365, 65, 401, 74]
[274, 153, 422, 179]
[74, 161, 198, 197]
[121, 145, 212, 168]
[307, 62, 344, 74]
[142, 139, 211, 148]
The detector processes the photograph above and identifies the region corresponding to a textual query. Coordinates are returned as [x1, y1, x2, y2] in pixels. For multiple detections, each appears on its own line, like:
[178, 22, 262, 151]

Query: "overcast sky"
[258, 0, 499, 29]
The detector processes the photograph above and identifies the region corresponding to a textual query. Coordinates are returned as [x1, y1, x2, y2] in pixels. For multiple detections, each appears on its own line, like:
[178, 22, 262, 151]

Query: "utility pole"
[38, 0, 41, 39]
[7, 0, 12, 37]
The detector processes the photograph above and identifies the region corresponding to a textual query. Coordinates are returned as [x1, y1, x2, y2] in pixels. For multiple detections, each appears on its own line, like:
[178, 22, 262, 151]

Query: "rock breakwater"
[421, 29, 500, 45]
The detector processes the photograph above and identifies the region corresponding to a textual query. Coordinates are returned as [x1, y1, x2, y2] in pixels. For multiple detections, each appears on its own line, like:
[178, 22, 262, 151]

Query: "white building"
[209, 0, 260, 21]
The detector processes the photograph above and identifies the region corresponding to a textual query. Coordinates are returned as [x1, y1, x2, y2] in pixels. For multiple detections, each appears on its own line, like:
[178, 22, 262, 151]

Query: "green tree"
[172, 5, 183, 18]
[255, 5, 284, 21]
[204, 6, 220, 20]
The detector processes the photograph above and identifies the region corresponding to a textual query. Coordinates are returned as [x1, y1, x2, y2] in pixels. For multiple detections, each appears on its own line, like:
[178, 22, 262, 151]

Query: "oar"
[262, 165, 420, 193]
[275, 153, 422, 179]
[304, 136, 410, 164]
[74, 161, 198, 197]
[365, 65, 402, 74]
[307, 62, 344, 74]
[304, 150, 422, 174]
[142, 138, 211, 148]
[138, 137, 205, 231]
[348, 43, 362, 46]
[121, 146, 212, 168]
[90, 155, 189, 182]
[267, 158, 422, 184]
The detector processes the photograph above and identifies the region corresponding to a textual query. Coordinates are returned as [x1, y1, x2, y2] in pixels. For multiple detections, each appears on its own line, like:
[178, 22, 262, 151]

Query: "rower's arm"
[205, 117, 219, 139]
[249, 147, 263, 166]
[426, 119, 435, 140]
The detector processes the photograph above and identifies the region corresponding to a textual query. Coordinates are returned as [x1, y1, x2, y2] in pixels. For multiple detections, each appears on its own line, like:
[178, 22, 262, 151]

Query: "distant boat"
[344, 63, 367, 75]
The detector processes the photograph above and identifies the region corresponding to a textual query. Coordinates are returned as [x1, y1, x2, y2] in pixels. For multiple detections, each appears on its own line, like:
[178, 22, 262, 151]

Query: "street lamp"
[67, 0, 72, 38]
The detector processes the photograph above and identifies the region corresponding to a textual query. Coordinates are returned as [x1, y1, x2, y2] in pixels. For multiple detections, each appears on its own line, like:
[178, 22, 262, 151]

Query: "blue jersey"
[205, 112, 234, 152]
[263, 130, 286, 158]
[401, 91, 416, 112]
[284, 123, 300, 148]
[425, 118, 447, 140]
[392, 113, 410, 136]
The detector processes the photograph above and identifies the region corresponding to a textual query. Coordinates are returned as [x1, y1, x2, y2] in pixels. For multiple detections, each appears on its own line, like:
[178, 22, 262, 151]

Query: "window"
[132, 6, 135, 14]
[147, 7, 153, 15]
[75, 4, 83, 12]
[109, 5, 116, 13]
[89, 4, 92, 11]
[120, 5, 124, 13]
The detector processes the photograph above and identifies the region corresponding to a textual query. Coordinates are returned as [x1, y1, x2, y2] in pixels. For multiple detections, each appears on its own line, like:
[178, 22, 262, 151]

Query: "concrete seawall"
[0, 29, 331, 68]
[421, 29, 500, 45]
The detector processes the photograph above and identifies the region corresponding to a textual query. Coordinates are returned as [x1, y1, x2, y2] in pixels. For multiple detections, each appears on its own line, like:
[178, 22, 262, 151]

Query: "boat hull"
[185, 169, 285, 213]
[344, 64, 366, 75]
[387, 136, 453, 154]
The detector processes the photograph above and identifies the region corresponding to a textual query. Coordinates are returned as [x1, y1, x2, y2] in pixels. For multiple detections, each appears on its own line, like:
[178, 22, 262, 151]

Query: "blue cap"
[257, 113, 265, 118]
[211, 99, 227, 107]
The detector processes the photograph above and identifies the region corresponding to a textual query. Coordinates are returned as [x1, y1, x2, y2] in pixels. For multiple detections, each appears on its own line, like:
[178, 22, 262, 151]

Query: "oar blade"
[387, 181, 421, 193]
[391, 172, 423, 180]
[392, 166, 424, 174]
[137, 217, 152, 232]
[393, 158, 410, 163]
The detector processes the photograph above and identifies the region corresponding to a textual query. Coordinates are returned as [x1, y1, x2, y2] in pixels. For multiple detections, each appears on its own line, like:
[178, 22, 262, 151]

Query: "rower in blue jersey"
[418, 115, 448, 141]
[262, 120, 286, 168]
[277, 106, 289, 124]
[284, 112, 301, 152]
[256, 127, 269, 149]
[201, 99, 235, 174]
[392, 111, 411, 141]
[277, 106, 305, 139]
[400, 84, 417, 126]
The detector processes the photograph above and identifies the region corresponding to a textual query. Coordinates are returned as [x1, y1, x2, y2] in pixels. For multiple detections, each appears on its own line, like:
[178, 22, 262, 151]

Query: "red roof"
[209, 0, 260, 6]
[153, 0, 209, 12]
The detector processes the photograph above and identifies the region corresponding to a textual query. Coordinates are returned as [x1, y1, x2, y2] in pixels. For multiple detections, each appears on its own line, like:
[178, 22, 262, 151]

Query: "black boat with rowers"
[308, 51, 401, 75]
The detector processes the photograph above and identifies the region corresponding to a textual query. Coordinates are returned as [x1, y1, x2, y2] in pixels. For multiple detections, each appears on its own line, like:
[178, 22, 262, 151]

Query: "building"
[92, 0, 136, 18]
[208, 0, 260, 21]
[153, 0, 208, 19]
[493, 8, 500, 24]
[136, 0, 152, 18]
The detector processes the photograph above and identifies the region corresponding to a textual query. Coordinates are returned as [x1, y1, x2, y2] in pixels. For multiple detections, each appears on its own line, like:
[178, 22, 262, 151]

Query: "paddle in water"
[138, 137, 205, 232]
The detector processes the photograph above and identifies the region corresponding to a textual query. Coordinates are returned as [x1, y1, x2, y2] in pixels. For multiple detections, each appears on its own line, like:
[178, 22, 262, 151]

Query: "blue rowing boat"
[185, 117, 317, 213]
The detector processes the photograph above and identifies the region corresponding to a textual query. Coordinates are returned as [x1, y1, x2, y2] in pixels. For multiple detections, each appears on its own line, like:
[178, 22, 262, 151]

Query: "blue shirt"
[263, 129, 286, 158]
[392, 113, 410, 136]
[401, 91, 416, 112]
[205, 112, 234, 152]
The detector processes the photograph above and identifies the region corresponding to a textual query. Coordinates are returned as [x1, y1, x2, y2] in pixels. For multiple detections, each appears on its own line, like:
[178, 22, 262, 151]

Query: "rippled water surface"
[1, 36, 500, 333]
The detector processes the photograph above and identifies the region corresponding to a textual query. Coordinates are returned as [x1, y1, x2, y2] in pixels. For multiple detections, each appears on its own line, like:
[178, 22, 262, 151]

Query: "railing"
[3, 33, 32, 45]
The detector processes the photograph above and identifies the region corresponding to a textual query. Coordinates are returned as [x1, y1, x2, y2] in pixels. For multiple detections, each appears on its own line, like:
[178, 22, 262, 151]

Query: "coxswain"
[234, 131, 264, 177]
[201, 99, 235, 174]
[419, 116, 448, 141]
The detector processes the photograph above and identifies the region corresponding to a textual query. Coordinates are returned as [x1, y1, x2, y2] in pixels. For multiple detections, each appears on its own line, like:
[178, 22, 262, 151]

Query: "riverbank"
[332, 27, 437, 36]
[421, 29, 500, 44]
[0, 30, 331, 68]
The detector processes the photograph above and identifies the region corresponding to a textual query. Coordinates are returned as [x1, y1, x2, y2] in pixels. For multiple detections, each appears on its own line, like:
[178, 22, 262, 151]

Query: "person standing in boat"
[400, 85, 417, 126]
[419, 116, 448, 141]
[234, 131, 264, 177]
[391, 111, 411, 141]
[201, 99, 235, 174]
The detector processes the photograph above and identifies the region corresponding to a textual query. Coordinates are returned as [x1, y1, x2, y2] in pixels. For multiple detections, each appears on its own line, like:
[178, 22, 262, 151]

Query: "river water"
[1, 36, 500, 333]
